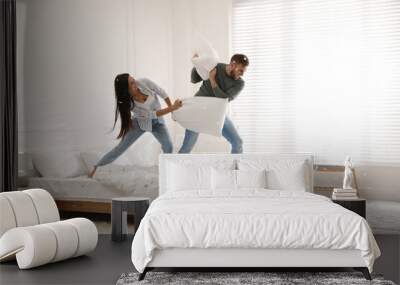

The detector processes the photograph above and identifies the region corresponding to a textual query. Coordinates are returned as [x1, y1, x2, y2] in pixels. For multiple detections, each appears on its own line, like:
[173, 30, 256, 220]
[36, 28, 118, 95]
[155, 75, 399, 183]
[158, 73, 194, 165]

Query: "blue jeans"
[96, 119, 173, 167]
[178, 116, 243, 154]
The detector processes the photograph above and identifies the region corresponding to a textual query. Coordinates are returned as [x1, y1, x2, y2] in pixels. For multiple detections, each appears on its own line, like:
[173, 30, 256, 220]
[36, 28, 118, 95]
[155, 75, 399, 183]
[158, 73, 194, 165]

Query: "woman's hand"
[172, 99, 183, 111]
[156, 99, 183, 117]
[164, 97, 173, 108]
[88, 166, 97, 178]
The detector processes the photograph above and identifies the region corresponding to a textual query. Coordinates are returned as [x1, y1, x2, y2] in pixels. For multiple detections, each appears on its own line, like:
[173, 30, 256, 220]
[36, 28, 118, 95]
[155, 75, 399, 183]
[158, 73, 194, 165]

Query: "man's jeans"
[178, 116, 243, 154]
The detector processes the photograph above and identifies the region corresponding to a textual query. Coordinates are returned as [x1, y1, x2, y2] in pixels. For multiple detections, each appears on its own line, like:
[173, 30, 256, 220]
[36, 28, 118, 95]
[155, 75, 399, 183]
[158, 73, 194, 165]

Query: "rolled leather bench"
[0, 189, 98, 269]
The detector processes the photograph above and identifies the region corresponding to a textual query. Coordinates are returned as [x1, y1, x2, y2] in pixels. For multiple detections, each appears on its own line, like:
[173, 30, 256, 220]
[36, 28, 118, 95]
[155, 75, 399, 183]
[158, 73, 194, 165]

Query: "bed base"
[138, 248, 372, 281]
[138, 266, 371, 281]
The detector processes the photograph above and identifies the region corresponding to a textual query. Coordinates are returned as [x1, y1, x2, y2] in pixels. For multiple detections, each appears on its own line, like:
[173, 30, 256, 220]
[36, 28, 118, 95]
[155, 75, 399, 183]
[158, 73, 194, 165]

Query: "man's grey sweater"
[191, 63, 245, 101]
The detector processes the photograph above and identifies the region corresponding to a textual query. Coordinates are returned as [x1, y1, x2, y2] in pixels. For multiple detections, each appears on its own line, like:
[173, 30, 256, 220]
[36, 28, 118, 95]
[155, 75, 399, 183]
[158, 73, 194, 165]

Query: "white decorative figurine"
[343, 156, 354, 190]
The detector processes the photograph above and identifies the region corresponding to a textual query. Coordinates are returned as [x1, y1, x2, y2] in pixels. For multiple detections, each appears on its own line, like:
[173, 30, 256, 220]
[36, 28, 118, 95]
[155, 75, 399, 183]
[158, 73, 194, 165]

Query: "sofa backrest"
[0, 189, 60, 237]
[159, 153, 314, 195]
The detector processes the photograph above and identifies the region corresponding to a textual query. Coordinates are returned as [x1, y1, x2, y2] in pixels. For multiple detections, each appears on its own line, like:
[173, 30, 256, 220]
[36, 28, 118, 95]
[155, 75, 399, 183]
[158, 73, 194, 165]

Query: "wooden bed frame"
[55, 199, 111, 214]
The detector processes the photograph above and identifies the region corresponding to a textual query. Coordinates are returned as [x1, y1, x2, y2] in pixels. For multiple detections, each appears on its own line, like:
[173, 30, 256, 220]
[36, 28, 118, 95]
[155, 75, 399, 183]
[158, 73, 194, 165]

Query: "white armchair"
[0, 189, 98, 269]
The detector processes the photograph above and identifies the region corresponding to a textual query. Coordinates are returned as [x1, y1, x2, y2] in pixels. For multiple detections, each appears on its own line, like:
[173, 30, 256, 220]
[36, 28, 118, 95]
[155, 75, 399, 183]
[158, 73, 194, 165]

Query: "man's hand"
[209, 67, 217, 89]
[209, 67, 216, 79]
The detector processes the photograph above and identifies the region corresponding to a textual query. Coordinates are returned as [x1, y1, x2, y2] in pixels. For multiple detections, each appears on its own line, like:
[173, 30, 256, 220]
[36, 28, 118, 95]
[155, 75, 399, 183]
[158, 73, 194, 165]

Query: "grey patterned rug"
[116, 271, 396, 285]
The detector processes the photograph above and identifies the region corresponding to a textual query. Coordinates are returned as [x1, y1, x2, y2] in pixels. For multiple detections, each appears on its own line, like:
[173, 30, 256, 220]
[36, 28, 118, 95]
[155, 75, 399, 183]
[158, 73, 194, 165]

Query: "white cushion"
[80, 151, 131, 170]
[211, 169, 268, 192]
[172, 96, 228, 137]
[1, 191, 39, 227]
[0, 226, 57, 268]
[23, 189, 60, 224]
[238, 159, 307, 191]
[165, 158, 236, 193]
[65, 218, 98, 257]
[31, 151, 86, 178]
[191, 35, 219, 80]
[42, 221, 79, 262]
[212, 168, 236, 191]
[237, 169, 267, 189]
[168, 162, 211, 192]
[0, 196, 17, 237]
[0, 190, 60, 237]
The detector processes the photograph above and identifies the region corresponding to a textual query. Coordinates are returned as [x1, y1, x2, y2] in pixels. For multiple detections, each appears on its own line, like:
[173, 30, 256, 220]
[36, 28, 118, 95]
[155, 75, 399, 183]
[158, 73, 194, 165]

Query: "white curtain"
[231, 0, 400, 165]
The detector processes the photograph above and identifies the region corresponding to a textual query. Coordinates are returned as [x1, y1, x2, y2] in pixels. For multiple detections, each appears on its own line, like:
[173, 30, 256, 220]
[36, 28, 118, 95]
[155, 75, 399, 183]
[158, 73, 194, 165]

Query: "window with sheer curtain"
[231, 0, 400, 165]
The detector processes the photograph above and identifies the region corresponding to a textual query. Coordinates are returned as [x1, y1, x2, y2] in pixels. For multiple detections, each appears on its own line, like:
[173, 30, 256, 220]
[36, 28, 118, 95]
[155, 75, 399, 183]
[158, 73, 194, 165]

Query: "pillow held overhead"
[191, 35, 220, 80]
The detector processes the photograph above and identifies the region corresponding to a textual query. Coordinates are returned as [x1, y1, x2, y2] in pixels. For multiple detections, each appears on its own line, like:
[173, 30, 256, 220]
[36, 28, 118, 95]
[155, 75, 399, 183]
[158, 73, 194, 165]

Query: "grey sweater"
[191, 63, 245, 101]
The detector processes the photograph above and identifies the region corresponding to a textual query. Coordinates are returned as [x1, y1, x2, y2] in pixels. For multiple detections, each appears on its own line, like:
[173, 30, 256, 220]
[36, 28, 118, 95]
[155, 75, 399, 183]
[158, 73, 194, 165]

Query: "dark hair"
[113, 73, 132, 139]
[230, 54, 249, 66]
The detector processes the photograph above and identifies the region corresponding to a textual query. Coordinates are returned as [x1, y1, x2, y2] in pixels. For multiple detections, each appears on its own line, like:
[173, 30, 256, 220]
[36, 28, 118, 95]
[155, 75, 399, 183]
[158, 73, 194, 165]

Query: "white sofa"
[0, 189, 98, 269]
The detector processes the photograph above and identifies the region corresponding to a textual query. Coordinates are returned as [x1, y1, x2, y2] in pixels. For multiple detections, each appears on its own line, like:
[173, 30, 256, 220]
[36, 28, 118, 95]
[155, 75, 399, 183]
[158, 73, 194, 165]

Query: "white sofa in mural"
[18, 151, 160, 201]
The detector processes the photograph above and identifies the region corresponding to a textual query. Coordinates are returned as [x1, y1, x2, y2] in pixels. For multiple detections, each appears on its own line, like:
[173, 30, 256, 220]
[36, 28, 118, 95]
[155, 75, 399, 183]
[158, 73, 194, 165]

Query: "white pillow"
[31, 151, 87, 178]
[211, 168, 236, 191]
[172, 97, 228, 137]
[80, 151, 131, 170]
[191, 35, 220, 80]
[267, 162, 306, 191]
[168, 162, 212, 192]
[237, 169, 267, 189]
[238, 159, 307, 191]
[211, 168, 268, 191]
[192, 56, 219, 80]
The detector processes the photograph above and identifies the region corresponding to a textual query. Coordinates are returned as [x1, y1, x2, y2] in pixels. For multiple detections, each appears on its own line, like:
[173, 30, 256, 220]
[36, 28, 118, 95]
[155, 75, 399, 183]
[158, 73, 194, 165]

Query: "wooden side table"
[111, 197, 150, 242]
[332, 198, 366, 218]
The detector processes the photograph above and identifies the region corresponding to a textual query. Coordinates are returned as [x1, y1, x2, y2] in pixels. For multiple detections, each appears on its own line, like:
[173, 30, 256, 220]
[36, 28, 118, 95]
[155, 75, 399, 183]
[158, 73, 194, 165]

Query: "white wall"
[17, 0, 131, 153]
[16, 0, 399, 201]
[314, 165, 400, 202]
[17, 0, 233, 166]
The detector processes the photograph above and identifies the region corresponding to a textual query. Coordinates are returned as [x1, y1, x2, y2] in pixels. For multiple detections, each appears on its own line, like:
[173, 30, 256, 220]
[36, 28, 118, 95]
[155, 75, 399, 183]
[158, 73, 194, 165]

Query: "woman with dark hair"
[88, 73, 182, 178]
